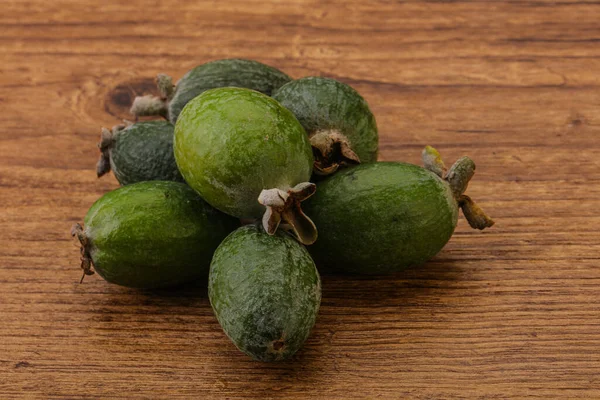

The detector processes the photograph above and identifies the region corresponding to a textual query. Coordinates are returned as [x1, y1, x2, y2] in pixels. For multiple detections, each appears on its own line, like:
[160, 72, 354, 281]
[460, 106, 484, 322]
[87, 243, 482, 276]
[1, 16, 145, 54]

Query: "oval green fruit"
[208, 224, 321, 362]
[272, 77, 378, 175]
[174, 87, 318, 245]
[71, 181, 239, 288]
[304, 147, 494, 274]
[131, 58, 292, 124]
[96, 121, 183, 186]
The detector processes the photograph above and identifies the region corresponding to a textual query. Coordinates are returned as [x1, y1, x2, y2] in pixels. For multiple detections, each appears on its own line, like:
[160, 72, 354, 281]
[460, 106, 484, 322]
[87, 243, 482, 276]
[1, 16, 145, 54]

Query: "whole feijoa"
[304, 147, 494, 274]
[272, 77, 378, 175]
[71, 181, 239, 288]
[131, 58, 291, 124]
[174, 87, 317, 245]
[96, 120, 183, 186]
[209, 224, 321, 362]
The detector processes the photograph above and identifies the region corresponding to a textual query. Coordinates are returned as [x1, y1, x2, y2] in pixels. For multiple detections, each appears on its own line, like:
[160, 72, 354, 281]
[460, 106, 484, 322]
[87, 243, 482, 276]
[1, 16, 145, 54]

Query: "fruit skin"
[208, 224, 321, 361]
[304, 162, 459, 274]
[174, 87, 313, 219]
[76, 181, 239, 288]
[98, 121, 184, 186]
[166, 59, 291, 124]
[272, 77, 379, 173]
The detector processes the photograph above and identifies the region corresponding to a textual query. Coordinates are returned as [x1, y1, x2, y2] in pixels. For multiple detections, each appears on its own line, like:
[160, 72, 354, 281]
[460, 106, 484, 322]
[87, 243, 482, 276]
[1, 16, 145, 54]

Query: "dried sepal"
[260, 191, 285, 234]
[156, 74, 175, 99]
[96, 124, 127, 178]
[459, 195, 495, 230]
[70, 223, 95, 283]
[422, 145, 447, 178]
[96, 128, 114, 177]
[258, 182, 318, 245]
[446, 156, 476, 199]
[310, 129, 360, 176]
[422, 146, 494, 231]
[130, 95, 168, 119]
[129, 74, 174, 119]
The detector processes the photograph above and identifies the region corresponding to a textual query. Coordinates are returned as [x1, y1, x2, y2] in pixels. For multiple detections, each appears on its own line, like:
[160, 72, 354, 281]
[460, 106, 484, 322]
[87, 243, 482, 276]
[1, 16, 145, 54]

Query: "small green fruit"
[304, 147, 494, 274]
[71, 181, 239, 288]
[272, 77, 378, 175]
[174, 87, 318, 245]
[209, 224, 321, 362]
[96, 120, 183, 186]
[131, 58, 291, 124]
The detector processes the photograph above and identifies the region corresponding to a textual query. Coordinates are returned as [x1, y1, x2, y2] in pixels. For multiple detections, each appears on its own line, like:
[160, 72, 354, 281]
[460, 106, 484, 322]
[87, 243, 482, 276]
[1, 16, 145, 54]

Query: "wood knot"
[568, 113, 587, 128]
[105, 78, 158, 119]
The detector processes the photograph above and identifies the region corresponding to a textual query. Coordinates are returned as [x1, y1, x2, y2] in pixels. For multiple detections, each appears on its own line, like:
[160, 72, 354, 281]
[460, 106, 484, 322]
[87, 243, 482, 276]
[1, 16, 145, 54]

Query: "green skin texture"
[272, 76, 379, 163]
[208, 225, 321, 362]
[110, 121, 184, 186]
[304, 162, 459, 274]
[174, 87, 314, 218]
[82, 181, 239, 288]
[168, 59, 292, 124]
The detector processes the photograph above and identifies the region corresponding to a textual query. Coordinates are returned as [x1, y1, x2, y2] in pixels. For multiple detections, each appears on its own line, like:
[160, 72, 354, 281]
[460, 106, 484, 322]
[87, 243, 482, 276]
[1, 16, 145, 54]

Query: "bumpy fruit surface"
[131, 58, 291, 124]
[174, 87, 318, 244]
[209, 224, 321, 361]
[71, 181, 239, 288]
[304, 147, 494, 274]
[97, 121, 183, 186]
[272, 77, 378, 175]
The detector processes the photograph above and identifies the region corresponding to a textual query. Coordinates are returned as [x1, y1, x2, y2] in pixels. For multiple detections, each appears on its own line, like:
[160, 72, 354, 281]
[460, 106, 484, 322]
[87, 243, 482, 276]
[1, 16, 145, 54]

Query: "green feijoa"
[272, 77, 378, 176]
[174, 87, 318, 245]
[209, 224, 321, 362]
[71, 181, 239, 288]
[304, 147, 494, 274]
[96, 120, 183, 186]
[131, 58, 291, 124]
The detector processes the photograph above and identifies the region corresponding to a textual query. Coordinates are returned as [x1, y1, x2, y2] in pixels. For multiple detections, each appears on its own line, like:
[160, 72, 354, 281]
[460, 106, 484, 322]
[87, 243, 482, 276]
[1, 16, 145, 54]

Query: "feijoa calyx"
[131, 58, 291, 124]
[304, 147, 494, 274]
[209, 224, 321, 362]
[96, 120, 183, 186]
[272, 77, 379, 176]
[174, 87, 318, 245]
[71, 181, 239, 288]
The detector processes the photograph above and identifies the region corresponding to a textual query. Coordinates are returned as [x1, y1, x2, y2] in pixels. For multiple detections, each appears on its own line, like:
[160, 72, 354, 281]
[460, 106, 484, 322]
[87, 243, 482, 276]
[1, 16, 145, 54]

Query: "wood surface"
[1, 0, 599, 398]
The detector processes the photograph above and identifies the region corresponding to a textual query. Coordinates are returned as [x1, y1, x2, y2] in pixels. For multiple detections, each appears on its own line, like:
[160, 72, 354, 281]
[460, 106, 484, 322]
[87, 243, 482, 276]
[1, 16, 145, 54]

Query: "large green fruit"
[174, 87, 318, 245]
[304, 147, 494, 274]
[71, 181, 239, 288]
[131, 58, 291, 124]
[272, 77, 378, 176]
[208, 224, 321, 362]
[96, 121, 183, 186]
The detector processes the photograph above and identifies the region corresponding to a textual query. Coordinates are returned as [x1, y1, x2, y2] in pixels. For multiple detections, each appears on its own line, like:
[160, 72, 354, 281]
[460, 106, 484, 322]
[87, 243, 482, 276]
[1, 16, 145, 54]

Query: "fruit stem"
[129, 74, 175, 119]
[310, 129, 361, 176]
[70, 223, 95, 283]
[258, 182, 318, 245]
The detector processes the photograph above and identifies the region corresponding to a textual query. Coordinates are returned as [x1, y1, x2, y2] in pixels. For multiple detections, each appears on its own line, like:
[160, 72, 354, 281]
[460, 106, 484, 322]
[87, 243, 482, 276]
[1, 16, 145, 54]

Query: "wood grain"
[1, 0, 599, 398]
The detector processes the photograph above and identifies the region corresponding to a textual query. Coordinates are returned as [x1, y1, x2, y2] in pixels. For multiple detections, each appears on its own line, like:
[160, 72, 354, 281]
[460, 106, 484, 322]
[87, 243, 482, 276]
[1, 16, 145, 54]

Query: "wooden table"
[2, 1, 599, 398]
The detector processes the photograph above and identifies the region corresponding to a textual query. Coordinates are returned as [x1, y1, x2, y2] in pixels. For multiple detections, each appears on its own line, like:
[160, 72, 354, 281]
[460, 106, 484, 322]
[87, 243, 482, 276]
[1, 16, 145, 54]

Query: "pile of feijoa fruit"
[73, 58, 494, 362]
